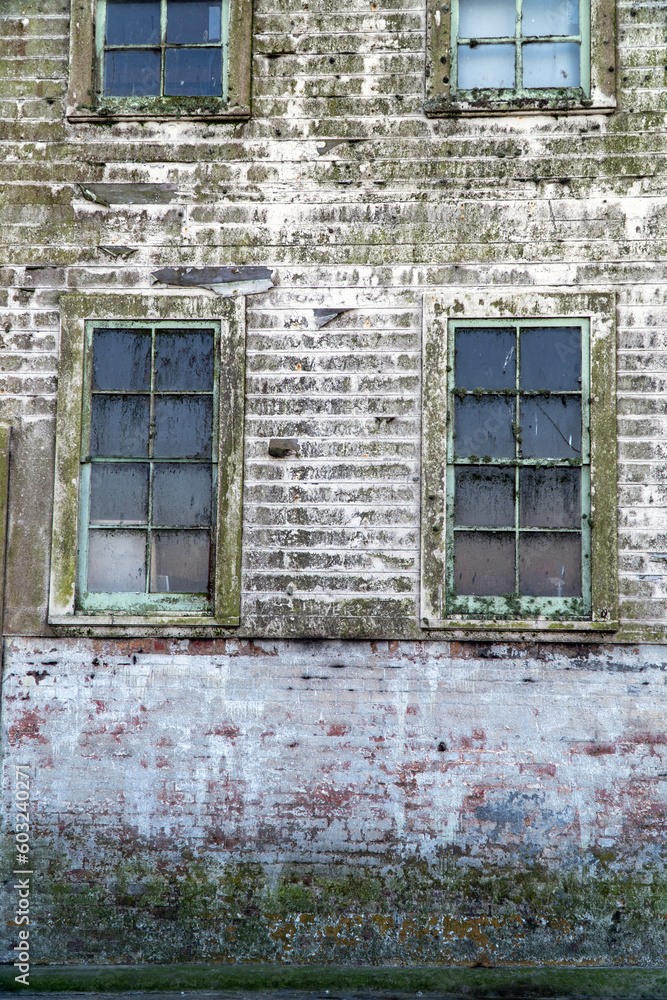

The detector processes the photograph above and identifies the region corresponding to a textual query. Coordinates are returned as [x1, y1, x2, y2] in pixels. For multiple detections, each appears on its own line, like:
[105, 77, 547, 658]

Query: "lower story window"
[49, 293, 245, 628]
[420, 290, 617, 630]
[78, 321, 218, 613]
[447, 319, 590, 618]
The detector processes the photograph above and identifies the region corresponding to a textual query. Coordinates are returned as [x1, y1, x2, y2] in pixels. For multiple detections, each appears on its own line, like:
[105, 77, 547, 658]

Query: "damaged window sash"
[445, 318, 591, 620]
[77, 319, 220, 615]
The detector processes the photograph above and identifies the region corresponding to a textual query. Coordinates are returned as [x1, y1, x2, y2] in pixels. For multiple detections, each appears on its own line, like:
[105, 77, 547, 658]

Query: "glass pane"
[152, 464, 212, 526]
[458, 0, 516, 37]
[103, 49, 161, 97]
[153, 396, 213, 458]
[164, 47, 222, 96]
[89, 463, 149, 524]
[90, 396, 150, 458]
[521, 397, 581, 459]
[105, 0, 161, 44]
[154, 329, 214, 390]
[520, 326, 581, 391]
[454, 396, 515, 459]
[167, 1, 222, 42]
[454, 467, 515, 527]
[523, 0, 579, 36]
[455, 327, 515, 389]
[87, 529, 146, 592]
[520, 467, 581, 528]
[458, 44, 515, 89]
[523, 41, 580, 87]
[150, 530, 210, 592]
[92, 329, 151, 391]
[454, 531, 515, 596]
[519, 532, 581, 597]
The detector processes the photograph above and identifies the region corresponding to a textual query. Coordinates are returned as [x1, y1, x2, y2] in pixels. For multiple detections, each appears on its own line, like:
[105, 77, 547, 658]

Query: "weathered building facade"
[1, 0, 667, 966]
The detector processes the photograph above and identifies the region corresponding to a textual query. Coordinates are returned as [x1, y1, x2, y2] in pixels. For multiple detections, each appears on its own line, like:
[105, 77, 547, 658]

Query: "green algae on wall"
[8, 836, 667, 966]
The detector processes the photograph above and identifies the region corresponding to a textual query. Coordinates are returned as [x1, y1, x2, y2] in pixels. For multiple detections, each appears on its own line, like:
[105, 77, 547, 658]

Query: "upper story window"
[425, 0, 616, 115]
[100, 0, 228, 99]
[454, 0, 589, 96]
[67, 0, 252, 120]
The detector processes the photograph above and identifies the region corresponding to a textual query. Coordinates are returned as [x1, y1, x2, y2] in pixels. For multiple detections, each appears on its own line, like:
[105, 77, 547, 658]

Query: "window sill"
[67, 101, 250, 123]
[421, 617, 619, 632]
[424, 95, 616, 117]
[49, 614, 240, 628]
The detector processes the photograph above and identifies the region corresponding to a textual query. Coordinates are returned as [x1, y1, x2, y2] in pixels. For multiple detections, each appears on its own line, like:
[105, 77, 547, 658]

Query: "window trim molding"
[420, 288, 618, 632]
[49, 293, 246, 628]
[67, 0, 252, 121]
[425, 0, 616, 116]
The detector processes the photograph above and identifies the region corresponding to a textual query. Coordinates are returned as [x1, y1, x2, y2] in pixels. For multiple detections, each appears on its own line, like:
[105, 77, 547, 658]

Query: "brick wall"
[2, 637, 667, 963]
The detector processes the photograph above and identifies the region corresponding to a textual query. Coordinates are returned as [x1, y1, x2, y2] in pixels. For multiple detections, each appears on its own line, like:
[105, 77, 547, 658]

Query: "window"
[50, 294, 245, 629]
[425, 0, 616, 114]
[421, 290, 617, 631]
[99, 0, 227, 100]
[67, 0, 252, 120]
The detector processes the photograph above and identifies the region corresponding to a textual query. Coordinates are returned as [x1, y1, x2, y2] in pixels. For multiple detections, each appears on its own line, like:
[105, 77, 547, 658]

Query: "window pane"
[521, 397, 581, 459]
[458, 44, 515, 89]
[152, 464, 212, 526]
[455, 327, 515, 389]
[92, 329, 151, 391]
[519, 467, 581, 528]
[520, 326, 581, 391]
[104, 49, 161, 97]
[164, 48, 222, 96]
[153, 396, 213, 458]
[90, 396, 150, 458]
[150, 530, 210, 592]
[90, 463, 149, 524]
[523, 0, 579, 36]
[454, 531, 515, 596]
[519, 532, 581, 597]
[454, 467, 515, 527]
[167, 1, 222, 42]
[454, 396, 515, 459]
[154, 329, 214, 390]
[523, 41, 580, 87]
[458, 0, 515, 38]
[87, 529, 146, 592]
[105, 0, 160, 44]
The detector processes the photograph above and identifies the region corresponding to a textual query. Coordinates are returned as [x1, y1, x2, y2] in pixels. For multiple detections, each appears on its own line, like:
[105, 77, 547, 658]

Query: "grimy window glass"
[446, 319, 591, 619]
[77, 321, 219, 614]
[452, 0, 590, 97]
[100, 0, 229, 97]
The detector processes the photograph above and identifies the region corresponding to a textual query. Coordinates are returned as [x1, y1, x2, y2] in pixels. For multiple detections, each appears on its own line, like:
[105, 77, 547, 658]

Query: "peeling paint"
[152, 266, 274, 297]
[313, 307, 351, 327]
[79, 183, 179, 205]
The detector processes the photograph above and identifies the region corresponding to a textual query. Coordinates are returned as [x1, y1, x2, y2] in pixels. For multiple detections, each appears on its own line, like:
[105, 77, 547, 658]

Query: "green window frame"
[49, 294, 245, 631]
[421, 290, 618, 634]
[446, 318, 591, 620]
[425, 0, 616, 115]
[451, 0, 590, 99]
[67, 0, 252, 121]
[77, 320, 220, 615]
